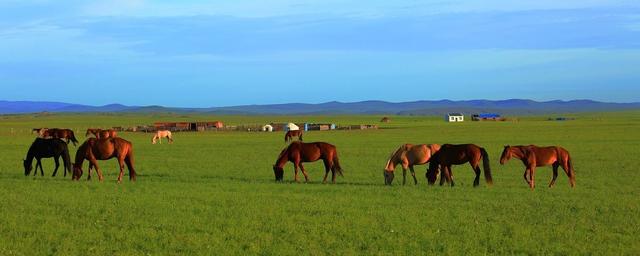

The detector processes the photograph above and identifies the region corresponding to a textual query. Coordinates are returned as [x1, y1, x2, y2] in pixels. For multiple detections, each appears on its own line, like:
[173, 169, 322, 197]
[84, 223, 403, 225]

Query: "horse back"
[526, 145, 563, 166]
[437, 144, 480, 165]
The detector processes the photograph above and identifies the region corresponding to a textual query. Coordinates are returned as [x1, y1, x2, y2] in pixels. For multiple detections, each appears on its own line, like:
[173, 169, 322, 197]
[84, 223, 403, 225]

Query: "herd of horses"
[24, 128, 171, 183]
[23, 127, 576, 189]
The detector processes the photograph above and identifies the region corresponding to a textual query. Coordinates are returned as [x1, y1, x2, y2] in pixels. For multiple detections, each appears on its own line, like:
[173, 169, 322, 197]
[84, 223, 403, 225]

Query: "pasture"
[0, 112, 639, 255]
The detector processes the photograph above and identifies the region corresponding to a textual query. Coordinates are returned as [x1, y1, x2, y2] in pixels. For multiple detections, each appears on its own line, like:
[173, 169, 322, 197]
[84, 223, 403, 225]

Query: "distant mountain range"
[1, 99, 639, 115]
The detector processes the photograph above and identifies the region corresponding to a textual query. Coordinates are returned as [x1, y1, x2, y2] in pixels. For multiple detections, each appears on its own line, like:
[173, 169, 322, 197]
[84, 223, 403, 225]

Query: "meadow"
[0, 111, 639, 255]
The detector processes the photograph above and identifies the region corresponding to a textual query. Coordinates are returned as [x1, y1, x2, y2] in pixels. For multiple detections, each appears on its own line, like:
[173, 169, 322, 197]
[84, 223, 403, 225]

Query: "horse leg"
[300, 163, 310, 183]
[447, 166, 455, 187]
[116, 157, 125, 183]
[530, 167, 536, 190]
[87, 163, 93, 180]
[91, 159, 103, 181]
[549, 163, 559, 188]
[409, 166, 418, 185]
[52, 156, 60, 177]
[439, 165, 446, 186]
[472, 164, 481, 187]
[37, 159, 44, 176]
[402, 167, 407, 185]
[293, 161, 300, 182]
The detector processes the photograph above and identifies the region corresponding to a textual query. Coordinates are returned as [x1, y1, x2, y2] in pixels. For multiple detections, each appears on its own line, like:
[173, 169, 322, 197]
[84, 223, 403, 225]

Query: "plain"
[0, 111, 639, 255]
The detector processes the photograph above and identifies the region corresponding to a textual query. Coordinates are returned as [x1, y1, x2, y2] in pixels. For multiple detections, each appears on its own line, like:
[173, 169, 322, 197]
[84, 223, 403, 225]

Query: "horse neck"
[25, 149, 35, 165]
[275, 149, 289, 167]
[385, 146, 404, 170]
[74, 144, 86, 166]
[511, 147, 527, 159]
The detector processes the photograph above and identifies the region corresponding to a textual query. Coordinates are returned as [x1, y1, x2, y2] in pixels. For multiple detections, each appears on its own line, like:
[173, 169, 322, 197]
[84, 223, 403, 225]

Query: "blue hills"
[1, 99, 639, 115]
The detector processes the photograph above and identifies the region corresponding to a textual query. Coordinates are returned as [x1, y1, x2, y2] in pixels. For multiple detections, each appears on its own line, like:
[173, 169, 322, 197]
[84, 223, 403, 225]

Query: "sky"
[1, 0, 639, 107]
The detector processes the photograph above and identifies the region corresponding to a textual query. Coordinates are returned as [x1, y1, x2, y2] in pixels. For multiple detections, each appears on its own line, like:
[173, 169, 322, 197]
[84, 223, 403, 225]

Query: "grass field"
[1, 111, 639, 255]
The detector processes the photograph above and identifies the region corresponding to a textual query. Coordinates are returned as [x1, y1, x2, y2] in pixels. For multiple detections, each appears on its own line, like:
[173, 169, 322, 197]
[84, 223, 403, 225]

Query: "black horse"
[23, 138, 72, 177]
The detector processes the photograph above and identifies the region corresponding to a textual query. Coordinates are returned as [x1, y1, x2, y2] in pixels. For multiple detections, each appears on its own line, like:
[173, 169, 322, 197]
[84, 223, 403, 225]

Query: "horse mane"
[385, 144, 408, 170]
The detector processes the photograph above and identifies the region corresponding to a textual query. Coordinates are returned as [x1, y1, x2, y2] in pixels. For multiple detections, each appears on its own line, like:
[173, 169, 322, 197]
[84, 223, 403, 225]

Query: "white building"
[262, 124, 273, 132]
[446, 113, 464, 122]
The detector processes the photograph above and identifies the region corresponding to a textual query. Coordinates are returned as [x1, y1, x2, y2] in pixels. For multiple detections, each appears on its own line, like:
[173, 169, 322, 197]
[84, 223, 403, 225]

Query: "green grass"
[1, 111, 639, 255]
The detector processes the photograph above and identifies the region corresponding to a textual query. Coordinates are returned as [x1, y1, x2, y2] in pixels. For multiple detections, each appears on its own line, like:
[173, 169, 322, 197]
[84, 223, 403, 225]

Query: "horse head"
[383, 170, 395, 185]
[273, 165, 284, 182]
[425, 160, 439, 185]
[500, 145, 512, 165]
[72, 162, 83, 180]
[23, 159, 32, 176]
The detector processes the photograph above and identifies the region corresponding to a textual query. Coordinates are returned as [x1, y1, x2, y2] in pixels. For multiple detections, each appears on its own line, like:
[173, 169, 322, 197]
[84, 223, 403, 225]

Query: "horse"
[284, 130, 303, 143]
[273, 141, 343, 183]
[383, 143, 441, 185]
[23, 138, 72, 177]
[32, 128, 48, 137]
[41, 128, 79, 146]
[72, 137, 136, 183]
[426, 144, 493, 187]
[86, 128, 117, 139]
[500, 145, 576, 189]
[152, 130, 173, 144]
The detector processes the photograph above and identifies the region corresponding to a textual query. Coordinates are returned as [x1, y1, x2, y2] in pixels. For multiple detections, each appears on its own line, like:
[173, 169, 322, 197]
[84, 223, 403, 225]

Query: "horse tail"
[69, 130, 78, 146]
[480, 147, 493, 185]
[332, 151, 344, 177]
[125, 144, 136, 181]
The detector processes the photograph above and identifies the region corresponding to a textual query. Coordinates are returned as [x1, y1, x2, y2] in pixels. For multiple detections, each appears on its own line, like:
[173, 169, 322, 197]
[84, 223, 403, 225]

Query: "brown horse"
[383, 143, 440, 185]
[85, 128, 117, 139]
[72, 137, 136, 183]
[426, 144, 493, 187]
[284, 130, 303, 143]
[273, 141, 343, 183]
[500, 145, 576, 189]
[41, 128, 79, 146]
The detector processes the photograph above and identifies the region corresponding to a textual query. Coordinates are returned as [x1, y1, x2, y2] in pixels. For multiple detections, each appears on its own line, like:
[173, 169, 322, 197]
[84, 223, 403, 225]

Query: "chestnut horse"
[273, 141, 343, 183]
[284, 130, 303, 143]
[500, 145, 576, 189]
[426, 144, 493, 187]
[23, 138, 72, 177]
[86, 128, 117, 139]
[41, 128, 79, 146]
[72, 137, 136, 183]
[152, 130, 173, 144]
[383, 143, 441, 185]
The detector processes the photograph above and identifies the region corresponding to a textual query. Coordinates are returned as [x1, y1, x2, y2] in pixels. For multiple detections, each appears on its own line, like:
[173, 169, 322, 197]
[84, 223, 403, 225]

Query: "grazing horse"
[500, 145, 576, 189]
[23, 138, 72, 177]
[273, 141, 343, 183]
[426, 144, 493, 187]
[383, 143, 441, 185]
[152, 130, 173, 144]
[284, 130, 303, 143]
[41, 128, 79, 146]
[72, 137, 136, 183]
[86, 128, 117, 139]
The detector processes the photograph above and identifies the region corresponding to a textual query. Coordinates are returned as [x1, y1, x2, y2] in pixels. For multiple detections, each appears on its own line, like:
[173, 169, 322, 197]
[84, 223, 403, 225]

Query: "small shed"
[446, 113, 464, 122]
[380, 117, 390, 123]
[262, 124, 274, 132]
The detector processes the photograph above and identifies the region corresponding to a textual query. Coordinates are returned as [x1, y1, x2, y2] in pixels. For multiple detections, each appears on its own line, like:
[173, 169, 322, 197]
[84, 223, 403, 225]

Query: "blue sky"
[1, 1, 639, 107]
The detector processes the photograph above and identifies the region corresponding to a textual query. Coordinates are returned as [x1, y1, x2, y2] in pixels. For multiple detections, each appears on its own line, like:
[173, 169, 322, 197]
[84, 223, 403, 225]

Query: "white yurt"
[262, 124, 273, 132]
[286, 123, 299, 131]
